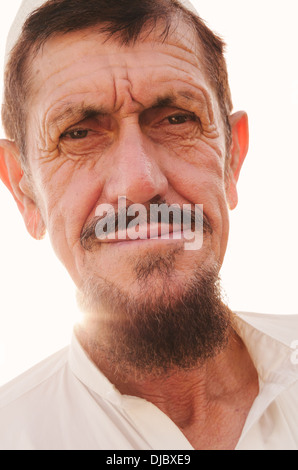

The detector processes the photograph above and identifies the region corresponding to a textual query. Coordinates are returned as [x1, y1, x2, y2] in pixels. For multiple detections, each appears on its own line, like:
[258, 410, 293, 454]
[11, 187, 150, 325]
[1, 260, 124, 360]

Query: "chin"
[76, 253, 232, 378]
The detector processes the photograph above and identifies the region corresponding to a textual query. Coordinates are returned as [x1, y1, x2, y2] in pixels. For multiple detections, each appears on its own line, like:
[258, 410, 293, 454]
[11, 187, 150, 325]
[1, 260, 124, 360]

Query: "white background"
[0, 0, 297, 386]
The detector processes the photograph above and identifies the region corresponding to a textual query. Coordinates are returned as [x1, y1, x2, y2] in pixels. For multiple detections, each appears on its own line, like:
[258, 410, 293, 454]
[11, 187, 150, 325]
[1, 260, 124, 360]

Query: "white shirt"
[0, 312, 297, 450]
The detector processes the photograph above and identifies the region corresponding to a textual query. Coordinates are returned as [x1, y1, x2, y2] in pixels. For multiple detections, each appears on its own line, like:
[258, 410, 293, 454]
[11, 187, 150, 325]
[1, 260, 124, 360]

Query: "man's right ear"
[0, 139, 46, 240]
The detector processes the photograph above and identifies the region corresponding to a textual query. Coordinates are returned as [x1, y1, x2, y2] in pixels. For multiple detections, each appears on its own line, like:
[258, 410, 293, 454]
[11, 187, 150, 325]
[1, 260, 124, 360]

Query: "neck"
[75, 323, 259, 448]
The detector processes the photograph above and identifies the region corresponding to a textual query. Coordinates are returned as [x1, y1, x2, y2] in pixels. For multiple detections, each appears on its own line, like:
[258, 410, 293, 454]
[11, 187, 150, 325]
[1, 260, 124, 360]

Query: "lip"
[100, 235, 186, 254]
[97, 223, 187, 243]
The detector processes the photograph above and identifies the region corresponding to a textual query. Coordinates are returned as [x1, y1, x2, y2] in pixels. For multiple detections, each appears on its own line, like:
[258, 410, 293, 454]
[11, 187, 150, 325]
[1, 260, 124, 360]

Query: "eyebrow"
[151, 89, 213, 122]
[152, 91, 197, 108]
[47, 88, 212, 132]
[47, 104, 107, 134]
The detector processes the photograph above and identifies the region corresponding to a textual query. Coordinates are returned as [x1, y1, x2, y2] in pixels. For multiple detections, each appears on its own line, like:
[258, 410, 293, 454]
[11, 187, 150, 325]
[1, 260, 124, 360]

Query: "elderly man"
[0, 0, 297, 451]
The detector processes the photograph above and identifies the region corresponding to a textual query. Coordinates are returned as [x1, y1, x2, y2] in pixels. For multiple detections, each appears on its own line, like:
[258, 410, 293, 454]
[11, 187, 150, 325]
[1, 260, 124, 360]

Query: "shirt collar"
[233, 312, 298, 444]
[69, 312, 298, 448]
[234, 312, 298, 386]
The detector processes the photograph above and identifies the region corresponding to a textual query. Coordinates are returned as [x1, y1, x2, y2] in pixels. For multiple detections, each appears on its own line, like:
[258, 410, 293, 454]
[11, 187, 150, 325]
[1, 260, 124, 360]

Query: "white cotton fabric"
[0, 312, 297, 450]
[4, 0, 199, 67]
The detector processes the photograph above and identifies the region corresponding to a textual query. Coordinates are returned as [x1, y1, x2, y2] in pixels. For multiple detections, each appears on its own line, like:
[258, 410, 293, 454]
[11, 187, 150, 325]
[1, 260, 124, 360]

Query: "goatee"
[76, 259, 234, 380]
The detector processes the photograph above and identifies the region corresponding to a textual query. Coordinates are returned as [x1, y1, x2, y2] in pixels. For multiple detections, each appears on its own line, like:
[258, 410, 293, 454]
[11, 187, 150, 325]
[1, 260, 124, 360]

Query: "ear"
[226, 111, 249, 210]
[0, 139, 46, 240]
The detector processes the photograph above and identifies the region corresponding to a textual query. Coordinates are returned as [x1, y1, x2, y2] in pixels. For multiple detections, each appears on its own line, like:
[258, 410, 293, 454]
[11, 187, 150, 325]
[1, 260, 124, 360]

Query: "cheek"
[33, 159, 106, 256]
[164, 143, 230, 256]
[165, 140, 226, 210]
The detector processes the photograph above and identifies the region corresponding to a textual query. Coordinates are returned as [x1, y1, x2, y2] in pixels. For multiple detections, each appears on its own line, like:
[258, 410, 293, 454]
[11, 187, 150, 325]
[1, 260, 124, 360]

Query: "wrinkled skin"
[0, 21, 254, 450]
[17, 24, 246, 298]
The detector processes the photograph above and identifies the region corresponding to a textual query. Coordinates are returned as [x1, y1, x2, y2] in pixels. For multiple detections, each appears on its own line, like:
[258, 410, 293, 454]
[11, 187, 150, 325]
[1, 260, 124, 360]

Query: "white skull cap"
[4, 0, 198, 66]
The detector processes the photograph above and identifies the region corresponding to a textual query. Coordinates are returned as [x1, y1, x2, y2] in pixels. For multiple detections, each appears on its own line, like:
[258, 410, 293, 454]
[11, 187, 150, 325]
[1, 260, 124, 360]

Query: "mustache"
[80, 197, 213, 251]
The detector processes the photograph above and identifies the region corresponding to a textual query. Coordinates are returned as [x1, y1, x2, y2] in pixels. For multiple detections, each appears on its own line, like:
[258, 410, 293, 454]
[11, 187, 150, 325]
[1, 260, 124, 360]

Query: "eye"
[62, 129, 89, 139]
[167, 114, 197, 126]
[167, 114, 196, 125]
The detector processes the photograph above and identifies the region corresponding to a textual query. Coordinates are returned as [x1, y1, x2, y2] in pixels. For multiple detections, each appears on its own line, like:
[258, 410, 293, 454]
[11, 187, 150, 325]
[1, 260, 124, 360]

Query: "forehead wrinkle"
[32, 33, 199, 75]
[39, 56, 215, 140]
[36, 61, 201, 107]
[34, 25, 201, 74]
[31, 34, 208, 121]
[30, 28, 204, 104]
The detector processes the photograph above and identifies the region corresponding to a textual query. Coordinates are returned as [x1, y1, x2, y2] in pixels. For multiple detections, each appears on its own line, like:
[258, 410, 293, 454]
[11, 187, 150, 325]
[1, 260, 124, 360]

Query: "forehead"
[30, 17, 203, 69]
[26, 20, 216, 137]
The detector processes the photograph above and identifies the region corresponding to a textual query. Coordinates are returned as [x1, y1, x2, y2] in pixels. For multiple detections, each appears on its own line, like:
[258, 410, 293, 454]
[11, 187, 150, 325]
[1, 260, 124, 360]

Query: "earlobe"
[226, 111, 249, 210]
[0, 139, 46, 240]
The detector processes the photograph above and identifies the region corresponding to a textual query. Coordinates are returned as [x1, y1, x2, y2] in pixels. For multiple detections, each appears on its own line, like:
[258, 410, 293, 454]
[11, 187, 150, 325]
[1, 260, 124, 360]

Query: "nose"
[104, 122, 168, 204]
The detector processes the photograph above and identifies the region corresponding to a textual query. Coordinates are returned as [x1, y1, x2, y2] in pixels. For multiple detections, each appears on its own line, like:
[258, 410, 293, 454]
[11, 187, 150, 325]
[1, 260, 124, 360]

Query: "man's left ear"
[226, 111, 249, 210]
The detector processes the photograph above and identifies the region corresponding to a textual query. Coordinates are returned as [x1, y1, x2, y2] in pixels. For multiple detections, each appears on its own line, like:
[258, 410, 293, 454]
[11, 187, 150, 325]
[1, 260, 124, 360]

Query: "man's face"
[24, 21, 231, 305]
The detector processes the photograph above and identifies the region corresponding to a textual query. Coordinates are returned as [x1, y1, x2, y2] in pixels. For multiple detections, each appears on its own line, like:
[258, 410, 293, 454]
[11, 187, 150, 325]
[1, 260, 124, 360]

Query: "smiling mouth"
[98, 223, 185, 243]
[80, 199, 212, 252]
[81, 222, 207, 253]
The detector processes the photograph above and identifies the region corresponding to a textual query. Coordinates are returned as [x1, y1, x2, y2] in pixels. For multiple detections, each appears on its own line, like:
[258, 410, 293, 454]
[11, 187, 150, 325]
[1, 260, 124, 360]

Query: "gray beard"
[76, 252, 233, 379]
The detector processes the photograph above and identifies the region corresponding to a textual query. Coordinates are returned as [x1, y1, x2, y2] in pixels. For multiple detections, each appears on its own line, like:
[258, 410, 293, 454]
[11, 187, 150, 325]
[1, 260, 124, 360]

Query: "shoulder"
[0, 346, 69, 410]
[0, 345, 82, 449]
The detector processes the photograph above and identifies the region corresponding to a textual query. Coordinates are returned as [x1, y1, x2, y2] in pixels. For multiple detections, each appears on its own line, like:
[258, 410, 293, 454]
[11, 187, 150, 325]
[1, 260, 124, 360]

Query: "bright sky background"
[0, 0, 297, 386]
